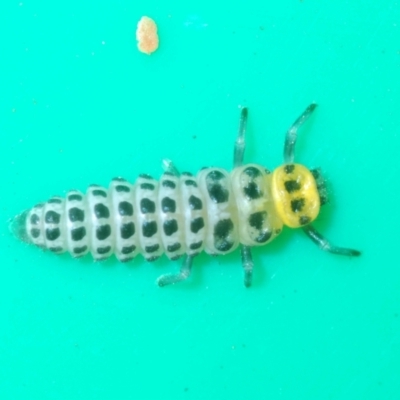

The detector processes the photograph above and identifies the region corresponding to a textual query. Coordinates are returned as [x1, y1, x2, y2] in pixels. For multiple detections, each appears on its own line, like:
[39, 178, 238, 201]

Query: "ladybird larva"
[11, 105, 361, 287]
[136, 16, 159, 55]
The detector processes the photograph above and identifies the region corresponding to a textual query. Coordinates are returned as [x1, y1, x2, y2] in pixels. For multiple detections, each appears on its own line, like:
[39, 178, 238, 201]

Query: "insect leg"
[159, 159, 195, 286]
[303, 224, 361, 256]
[284, 103, 317, 163]
[162, 158, 180, 176]
[157, 255, 194, 286]
[233, 107, 248, 167]
[241, 245, 254, 287]
[233, 107, 254, 287]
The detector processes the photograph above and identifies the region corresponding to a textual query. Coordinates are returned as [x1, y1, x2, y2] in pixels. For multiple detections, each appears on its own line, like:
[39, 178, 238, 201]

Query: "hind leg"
[157, 255, 195, 286]
[234, 107, 254, 287]
[157, 159, 195, 286]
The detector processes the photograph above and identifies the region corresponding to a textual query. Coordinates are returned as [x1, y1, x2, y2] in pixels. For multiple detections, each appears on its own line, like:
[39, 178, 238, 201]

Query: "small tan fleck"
[136, 16, 159, 55]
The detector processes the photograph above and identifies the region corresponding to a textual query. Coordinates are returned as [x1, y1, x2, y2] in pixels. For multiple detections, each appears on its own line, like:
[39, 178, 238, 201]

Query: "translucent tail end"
[9, 210, 31, 243]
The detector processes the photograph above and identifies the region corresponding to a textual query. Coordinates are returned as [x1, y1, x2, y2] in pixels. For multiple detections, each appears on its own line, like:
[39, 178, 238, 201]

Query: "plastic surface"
[1, 1, 399, 399]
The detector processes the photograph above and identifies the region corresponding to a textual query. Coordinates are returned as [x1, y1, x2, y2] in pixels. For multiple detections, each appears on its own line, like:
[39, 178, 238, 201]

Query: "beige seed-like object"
[136, 16, 159, 55]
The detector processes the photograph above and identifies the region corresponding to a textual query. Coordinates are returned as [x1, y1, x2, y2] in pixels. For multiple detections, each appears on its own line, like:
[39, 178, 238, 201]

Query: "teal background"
[1, 1, 399, 399]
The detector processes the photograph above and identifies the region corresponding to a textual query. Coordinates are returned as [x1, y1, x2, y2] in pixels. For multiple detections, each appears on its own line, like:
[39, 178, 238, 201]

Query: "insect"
[10, 104, 361, 287]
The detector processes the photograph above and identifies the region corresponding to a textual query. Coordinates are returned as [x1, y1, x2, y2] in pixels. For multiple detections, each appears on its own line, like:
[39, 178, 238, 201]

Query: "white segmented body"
[22, 164, 282, 262]
[11, 104, 362, 287]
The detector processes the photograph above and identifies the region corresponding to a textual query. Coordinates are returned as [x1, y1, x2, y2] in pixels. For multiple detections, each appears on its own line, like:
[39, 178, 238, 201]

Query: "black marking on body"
[71, 226, 86, 241]
[140, 183, 155, 190]
[31, 228, 40, 238]
[249, 211, 266, 230]
[112, 177, 127, 182]
[145, 244, 160, 253]
[256, 231, 272, 243]
[188, 195, 202, 210]
[45, 210, 60, 224]
[190, 217, 204, 234]
[139, 173, 153, 179]
[30, 214, 40, 225]
[94, 203, 110, 219]
[291, 198, 305, 213]
[140, 198, 156, 214]
[97, 246, 111, 255]
[243, 182, 262, 200]
[284, 180, 301, 193]
[189, 241, 203, 250]
[93, 189, 107, 197]
[163, 219, 178, 236]
[162, 180, 176, 189]
[208, 170, 225, 180]
[185, 179, 197, 187]
[46, 227, 60, 241]
[206, 171, 229, 203]
[142, 221, 157, 237]
[116, 185, 130, 193]
[120, 257, 134, 263]
[48, 198, 62, 204]
[69, 207, 84, 222]
[208, 184, 229, 203]
[145, 256, 159, 262]
[248, 211, 272, 243]
[68, 194, 83, 201]
[167, 243, 181, 252]
[299, 216, 311, 225]
[213, 219, 234, 251]
[242, 167, 263, 200]
[122, 245, 136, 254]
[243, 166, 261, 178]
[118, 201, 133, 216]
[121, 222, 135, 239]
[161, 197, 176, 213]
[96, 224, 111, 240]
[73, 245, 87, 255]
[284, 164, 295, 174]
[182, 172, 193, 176]
[49, 246, 63, 252]
[34, 203, 44, 209]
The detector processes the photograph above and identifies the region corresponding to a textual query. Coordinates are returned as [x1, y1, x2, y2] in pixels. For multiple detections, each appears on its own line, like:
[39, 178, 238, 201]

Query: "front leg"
[303, 224, 361, 256]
